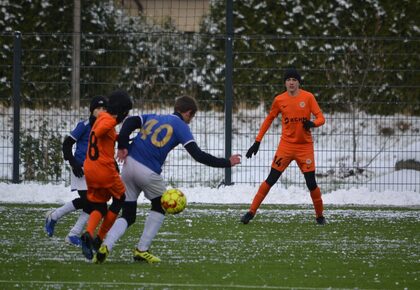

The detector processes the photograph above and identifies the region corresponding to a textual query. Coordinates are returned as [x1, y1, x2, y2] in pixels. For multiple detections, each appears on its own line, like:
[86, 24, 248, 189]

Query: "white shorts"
[70, 170, 87, 191]
[121, 156, 166, 202]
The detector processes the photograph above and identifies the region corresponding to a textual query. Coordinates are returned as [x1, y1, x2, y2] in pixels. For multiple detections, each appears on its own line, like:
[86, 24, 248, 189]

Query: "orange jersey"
[256, 89, 325, 144]
[84, 111, 119, 188]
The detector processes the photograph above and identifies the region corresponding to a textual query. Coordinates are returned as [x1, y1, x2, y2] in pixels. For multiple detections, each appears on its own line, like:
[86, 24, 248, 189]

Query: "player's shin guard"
[52, 201, 76, 220]
[138, 211, 165, 252]
[86, 210, 103, 238]
[310, 187, 324, 218]
[249, 181, 271, 214]
[68, 211, 89, 237]
[103, 217, 128, 252]
[97, 211, 118, 241]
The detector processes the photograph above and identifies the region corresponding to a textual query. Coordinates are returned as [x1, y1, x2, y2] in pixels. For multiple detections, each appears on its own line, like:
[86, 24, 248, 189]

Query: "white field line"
[0, 280, 365, 290]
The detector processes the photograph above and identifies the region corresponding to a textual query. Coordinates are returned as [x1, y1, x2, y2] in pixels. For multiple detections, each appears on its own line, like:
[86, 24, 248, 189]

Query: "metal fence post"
[224, 0, 234, 185]
[12, 31, 22, 183]
[72, 0, 81, 110]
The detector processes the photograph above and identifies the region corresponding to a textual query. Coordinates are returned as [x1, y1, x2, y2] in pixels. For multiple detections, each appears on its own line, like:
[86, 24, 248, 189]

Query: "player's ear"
[187, 110, 196, 118]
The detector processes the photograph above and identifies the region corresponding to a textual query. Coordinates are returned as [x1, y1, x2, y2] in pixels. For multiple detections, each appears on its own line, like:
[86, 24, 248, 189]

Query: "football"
[161, 188, 187, 214]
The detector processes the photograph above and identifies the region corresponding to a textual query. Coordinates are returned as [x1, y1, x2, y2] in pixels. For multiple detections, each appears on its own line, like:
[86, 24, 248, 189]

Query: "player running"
[241, 68, 326, 225]
[80, 90, 132, 260]
[45, 96, 107, 246]
[93, 95, 241, 264]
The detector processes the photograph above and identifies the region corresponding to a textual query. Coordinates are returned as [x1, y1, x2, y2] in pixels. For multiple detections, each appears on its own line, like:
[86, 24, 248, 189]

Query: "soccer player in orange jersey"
[242, 68, 326, 225]
[80, 90, 133, 260]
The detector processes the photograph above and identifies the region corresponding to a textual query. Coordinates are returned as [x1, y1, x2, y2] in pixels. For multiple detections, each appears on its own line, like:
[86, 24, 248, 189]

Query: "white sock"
[51, 201, 76, 221]
[103, 218, 128, 252]
[68, 211, 89, 236]
[138, 211, 165, 252]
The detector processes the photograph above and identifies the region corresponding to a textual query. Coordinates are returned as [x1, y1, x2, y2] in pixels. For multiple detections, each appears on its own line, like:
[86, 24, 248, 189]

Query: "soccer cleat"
[65, 235, 82, 247]
[133, 248, 161, 263]
[81, 232, 94, 260]
[93, 245, 109, 264]
[92, 236, 102, 252]
[316, 216, 326, 225]
[240, 211, 255, 224]
[45, 210, 57, 237]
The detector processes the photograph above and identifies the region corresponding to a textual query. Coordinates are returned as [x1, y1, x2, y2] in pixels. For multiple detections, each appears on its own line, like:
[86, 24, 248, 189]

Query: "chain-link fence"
[0, 0, 419, 192]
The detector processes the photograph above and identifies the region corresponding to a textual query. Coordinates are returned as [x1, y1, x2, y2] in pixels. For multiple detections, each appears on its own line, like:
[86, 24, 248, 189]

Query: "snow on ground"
[0, 181, 419, 207]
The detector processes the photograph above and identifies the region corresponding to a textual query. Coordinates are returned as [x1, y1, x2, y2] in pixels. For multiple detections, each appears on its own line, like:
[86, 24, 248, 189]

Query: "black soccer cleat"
[92, 236, 102, 252]
[241, 211, 255, 224]
[316, 216, 326, 225]
[81, 232, 94, 260]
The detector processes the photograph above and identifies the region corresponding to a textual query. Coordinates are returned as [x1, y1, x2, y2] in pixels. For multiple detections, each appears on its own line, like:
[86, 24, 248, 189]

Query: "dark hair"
[174, 96, 198, 114]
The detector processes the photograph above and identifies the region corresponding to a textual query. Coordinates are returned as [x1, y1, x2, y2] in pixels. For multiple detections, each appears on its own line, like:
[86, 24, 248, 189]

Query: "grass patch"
[0, 204, 419, 289]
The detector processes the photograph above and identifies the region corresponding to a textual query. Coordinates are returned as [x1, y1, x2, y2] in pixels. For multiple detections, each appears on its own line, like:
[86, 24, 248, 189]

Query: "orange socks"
[310, 187, 324, 217]
[249, 181, 271, 214]
[85, 210, 103, 238]
[97, 210, 118, 241]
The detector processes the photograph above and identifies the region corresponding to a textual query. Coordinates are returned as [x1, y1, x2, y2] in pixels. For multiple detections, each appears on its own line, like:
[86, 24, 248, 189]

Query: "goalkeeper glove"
[303, 120, 315, 130]
[246, 141, 260, 158]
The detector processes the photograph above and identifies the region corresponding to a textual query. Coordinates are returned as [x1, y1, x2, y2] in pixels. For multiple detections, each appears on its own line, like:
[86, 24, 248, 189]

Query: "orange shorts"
[271, 141, 315, 173]
[87, 176, 125, 203]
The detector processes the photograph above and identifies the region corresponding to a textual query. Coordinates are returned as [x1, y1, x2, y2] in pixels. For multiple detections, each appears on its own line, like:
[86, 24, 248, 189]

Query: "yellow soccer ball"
[160, 188, 187, 214]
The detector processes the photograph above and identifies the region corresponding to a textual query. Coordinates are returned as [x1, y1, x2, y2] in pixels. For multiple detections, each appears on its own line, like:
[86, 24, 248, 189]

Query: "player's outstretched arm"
[185, 142, 234, 168]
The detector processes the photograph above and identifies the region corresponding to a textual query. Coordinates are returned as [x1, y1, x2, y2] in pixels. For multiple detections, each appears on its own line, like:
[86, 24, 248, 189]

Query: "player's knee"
[74, 190, 88, 211]
[151, 196, 165, 215]
[304, 171, 318, 191]
[109, 194, 126, 214]
[72, 197, 83, 209]
[265, 168, 282, 186]
[78, 190, 87, 200]
[90, 202, 107, 216]
[121, 201, 137, 227]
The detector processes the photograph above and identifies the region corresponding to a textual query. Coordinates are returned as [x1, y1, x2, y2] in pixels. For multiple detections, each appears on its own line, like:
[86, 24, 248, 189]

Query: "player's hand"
[303, 120, 315, 130]
[69, 159, 84, 178]
[229, 154, 242, 166]
[246, 141, 260, 158]
[114, 160, 120, 173]
[117, 148, 128, 162]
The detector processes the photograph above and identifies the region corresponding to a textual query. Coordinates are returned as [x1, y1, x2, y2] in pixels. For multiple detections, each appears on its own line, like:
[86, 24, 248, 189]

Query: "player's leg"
[96, 191, 125, 242]
[66, 190, 88, 246]
[45, 200, 78, 237]
[135, 165, 166, 263]
[45, 193, 82, 237]
[297, 144, 325, 225]
[241, 143, 291, 224]
[81, 195, 107, 260]
[134, 197, 164, 263]
[304, 171, 325, 225]
[241, 168, 282, 224]
[95, 156, 142, 263]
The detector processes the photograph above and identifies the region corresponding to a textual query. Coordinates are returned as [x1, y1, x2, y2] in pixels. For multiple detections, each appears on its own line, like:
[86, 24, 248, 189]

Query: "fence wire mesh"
[0, 0, 419, 193]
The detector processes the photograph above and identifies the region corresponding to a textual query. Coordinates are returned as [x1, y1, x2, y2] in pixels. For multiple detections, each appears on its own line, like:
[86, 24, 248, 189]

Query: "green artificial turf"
[0, 204, 418, 289]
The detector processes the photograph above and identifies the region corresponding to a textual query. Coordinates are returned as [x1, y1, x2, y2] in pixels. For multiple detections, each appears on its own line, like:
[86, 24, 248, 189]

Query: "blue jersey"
[129, 114, 195, 174]
[70, 120, 92, 166]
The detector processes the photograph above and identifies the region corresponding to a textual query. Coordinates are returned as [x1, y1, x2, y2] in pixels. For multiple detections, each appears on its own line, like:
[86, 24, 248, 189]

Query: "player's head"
[90, 95, 107, 115]
[107, 90, 133, 123]
[283, 68, 302, 84]
[174, 96, 198, 124]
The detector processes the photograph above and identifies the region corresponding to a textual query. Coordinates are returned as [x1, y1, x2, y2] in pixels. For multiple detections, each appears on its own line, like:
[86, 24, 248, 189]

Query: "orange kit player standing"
[81, 90, 133, 260]
[241, 68, 326, 225]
